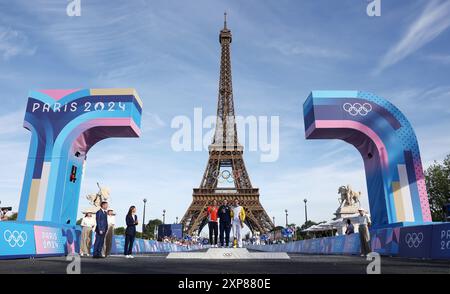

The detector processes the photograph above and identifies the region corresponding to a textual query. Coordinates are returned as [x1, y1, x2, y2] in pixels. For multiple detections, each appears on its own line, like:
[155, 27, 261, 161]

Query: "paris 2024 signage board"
[17, 89, 143, 226]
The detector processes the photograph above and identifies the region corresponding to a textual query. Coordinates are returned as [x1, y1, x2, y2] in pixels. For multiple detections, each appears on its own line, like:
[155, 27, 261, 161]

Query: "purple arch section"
[303, 91, 431, 228]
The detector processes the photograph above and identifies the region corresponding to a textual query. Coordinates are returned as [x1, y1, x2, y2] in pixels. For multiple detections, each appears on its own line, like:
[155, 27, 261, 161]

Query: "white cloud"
[141, 112, 166, 133]
[269, 41, 349, 59]
[375, 0, 450, 74]
[0, 110, 25, 135]
[0, 26, 36, 60]
[424, 53, 450, 65]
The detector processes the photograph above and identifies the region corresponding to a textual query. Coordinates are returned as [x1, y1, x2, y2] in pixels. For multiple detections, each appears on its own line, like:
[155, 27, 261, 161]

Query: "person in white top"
[102, 209, 116, 257]
[80, 212, 96, 256]
[357, 208, 372, 257]
[231, 198, 246, 248]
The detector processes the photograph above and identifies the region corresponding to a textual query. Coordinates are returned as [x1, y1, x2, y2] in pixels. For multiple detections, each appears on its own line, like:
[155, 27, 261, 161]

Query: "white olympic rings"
[343, 102, 372, 116]
[3, 230, 28, 248]
[405, 232, 423, 248]
[213, 169, 239, 183]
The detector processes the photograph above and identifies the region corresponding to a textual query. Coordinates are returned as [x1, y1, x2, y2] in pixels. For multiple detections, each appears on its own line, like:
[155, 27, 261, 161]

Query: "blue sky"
[0, 0, 449, 229]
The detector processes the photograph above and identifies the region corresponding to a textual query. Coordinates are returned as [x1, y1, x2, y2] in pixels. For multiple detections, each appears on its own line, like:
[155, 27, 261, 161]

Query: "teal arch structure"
[17, 89, 143, 225]
[303, 91, 432, 227]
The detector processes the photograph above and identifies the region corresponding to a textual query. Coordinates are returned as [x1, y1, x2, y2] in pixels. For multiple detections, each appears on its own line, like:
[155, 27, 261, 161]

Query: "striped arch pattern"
[303, 91, 431, 227]
[18, 89, 143, 225]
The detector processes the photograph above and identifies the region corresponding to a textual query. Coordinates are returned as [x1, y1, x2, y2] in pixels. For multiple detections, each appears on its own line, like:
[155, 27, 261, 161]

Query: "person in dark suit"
[124, 205, 138, 258]
[93, 201, 108, 258]
[218, 199, 232, 247]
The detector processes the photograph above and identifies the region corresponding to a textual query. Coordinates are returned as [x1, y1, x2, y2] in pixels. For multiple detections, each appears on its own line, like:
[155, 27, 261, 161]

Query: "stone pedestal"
[334, 205, 359, 235]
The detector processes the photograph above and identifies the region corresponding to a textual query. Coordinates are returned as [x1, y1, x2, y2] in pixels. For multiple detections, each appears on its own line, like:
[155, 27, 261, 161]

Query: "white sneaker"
[129, 255, 134, 259]
[125, 255, 130, 258]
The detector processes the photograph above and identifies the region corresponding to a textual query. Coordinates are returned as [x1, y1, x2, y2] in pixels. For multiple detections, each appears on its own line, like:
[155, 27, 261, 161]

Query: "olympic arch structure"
[303, 91, 432, 227]
[17, 89, 143, 226]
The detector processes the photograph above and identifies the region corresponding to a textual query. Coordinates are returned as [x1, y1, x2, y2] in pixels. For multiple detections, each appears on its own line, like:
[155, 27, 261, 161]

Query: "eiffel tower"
[181, 13, 274, 236]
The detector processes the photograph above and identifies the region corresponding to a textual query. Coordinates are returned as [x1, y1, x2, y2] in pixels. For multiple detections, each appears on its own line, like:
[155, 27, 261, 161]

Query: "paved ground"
[0, 252, 449, 274]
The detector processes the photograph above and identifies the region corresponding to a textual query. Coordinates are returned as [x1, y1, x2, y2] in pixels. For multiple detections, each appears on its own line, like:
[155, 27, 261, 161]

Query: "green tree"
[7, 212, 17, 221]
[425, 154, 450, 221]
[273, 225, 284, 231]
[114, 227, 125, 236]
[299, 220, 318, 231]
[143, 219, 163, 239]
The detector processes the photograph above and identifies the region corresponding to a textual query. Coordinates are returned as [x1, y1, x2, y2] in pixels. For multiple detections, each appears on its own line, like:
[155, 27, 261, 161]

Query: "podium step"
[166, 248, 290, 260]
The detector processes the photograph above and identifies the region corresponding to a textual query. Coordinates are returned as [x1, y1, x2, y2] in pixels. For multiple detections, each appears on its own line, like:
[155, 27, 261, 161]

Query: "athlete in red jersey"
[207, 200, 219, 247]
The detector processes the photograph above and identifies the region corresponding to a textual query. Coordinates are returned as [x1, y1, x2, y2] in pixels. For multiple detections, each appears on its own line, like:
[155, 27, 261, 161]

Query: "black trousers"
[208, 222, 218, 245]
[219, 222, 231, 246]
[124, 234, 135, 255]
[93, 232, 105, 257]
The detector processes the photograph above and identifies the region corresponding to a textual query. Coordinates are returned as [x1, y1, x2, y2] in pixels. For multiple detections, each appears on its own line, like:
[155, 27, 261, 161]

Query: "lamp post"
[303, 198, 308, 225]
[446, 174, 450, 222]
[285, 209, 288, 227]
[163, 209, 166, 224]
[142, 198, 147, 239]
[272, 216, 275, 227]
[176, 216, 179, 224]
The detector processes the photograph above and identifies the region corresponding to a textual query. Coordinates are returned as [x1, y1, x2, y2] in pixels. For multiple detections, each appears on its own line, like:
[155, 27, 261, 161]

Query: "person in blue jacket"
[93, 201, 108, 258]
[124, 205, 138, 258]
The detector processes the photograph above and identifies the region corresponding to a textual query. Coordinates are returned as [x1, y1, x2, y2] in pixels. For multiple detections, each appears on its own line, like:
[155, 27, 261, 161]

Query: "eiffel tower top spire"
[212, 13, 240, 150]
[224, 11, 227, 29]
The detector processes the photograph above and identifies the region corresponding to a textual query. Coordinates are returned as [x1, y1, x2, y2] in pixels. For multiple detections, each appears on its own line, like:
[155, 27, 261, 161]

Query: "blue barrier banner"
[430, 223, 450, 259]
[110, 235, 123, 254]
[399, 225, 432, 259]
[310, 239, 320, 253]
[371, 227, 400, 256]
[0, 222, 36, 258]
[331, 235, 346, 254]
[1, 222, 204, 259]
[343, 233, 360, 254]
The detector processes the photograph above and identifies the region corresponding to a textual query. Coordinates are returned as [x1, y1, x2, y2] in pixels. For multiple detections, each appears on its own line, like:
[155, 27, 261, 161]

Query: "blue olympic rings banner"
[0, 221, 80, 259]
[399, 225, 433, 258]
[0, 222, 36, 258]
[0, 221, 203, 259]
[2, 221, 450, 260]
[247, 223, 450, 260]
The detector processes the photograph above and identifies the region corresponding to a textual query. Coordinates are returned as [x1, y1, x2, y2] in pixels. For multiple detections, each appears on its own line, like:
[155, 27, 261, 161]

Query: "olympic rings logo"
[3, 230, 28, 248]
[212, 170, 240, 183]
[405, 232, 423, 248]
[223, 252, 233, 257]
[343, 102, 372, 116]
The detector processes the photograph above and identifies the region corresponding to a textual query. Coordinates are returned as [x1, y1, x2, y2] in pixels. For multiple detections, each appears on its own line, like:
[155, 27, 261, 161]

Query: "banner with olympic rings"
[398, 225, 433, 258]
[1, 222, 450, 259]
[0, 222, 36, 258]
[212, 169, 240, 185]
